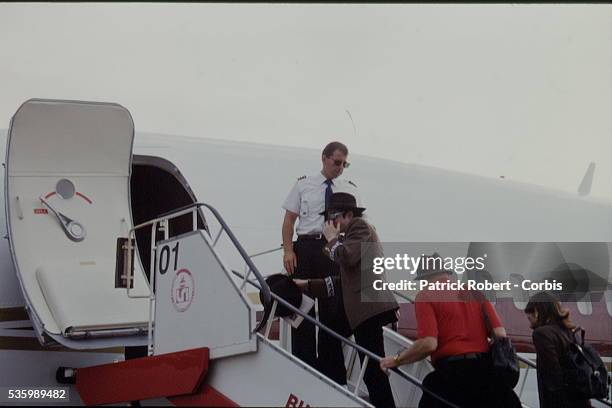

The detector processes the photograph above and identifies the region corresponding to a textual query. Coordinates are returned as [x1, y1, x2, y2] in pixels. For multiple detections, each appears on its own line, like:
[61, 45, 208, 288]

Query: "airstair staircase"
[66, 202, 452, 407]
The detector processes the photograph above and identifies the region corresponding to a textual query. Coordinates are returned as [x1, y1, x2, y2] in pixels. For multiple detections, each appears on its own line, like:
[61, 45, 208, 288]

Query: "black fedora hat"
[259, 274, 302, 318]
[319, 192, 366, 216]
[414, 252, 452, 280]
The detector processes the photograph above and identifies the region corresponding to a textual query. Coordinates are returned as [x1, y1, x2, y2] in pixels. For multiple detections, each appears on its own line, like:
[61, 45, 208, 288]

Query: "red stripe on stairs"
[76, 347, 209, 406]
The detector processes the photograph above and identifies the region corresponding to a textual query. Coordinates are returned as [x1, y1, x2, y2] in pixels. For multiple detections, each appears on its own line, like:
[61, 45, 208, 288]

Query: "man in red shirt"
[380, 253, 520, 408]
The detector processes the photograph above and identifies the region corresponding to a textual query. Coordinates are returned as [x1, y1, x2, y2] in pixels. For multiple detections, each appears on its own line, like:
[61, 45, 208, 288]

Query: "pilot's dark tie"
[324, 179, 333, 210]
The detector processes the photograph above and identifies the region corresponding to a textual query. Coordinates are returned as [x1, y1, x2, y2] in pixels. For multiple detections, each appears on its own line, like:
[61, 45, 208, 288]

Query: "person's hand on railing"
[380, 355, 401, 371]
[283, 249, 297, 275]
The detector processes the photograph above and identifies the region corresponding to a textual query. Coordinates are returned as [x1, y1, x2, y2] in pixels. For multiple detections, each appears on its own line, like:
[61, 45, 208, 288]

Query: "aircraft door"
[5, 99, 149, 346]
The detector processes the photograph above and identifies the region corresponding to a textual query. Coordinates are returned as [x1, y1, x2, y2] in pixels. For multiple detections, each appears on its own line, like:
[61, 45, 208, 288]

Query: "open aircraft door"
[5, 99, 149, 349]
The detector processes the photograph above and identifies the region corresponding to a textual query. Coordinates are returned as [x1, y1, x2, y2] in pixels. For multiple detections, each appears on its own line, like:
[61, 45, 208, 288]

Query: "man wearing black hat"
[295, 192, 399, 408]
[281, 141, 357, 385]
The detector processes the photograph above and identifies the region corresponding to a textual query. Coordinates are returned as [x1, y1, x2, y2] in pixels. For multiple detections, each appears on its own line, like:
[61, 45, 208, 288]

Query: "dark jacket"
[309, 217, 398, 331]
[532, 324, 592, 408]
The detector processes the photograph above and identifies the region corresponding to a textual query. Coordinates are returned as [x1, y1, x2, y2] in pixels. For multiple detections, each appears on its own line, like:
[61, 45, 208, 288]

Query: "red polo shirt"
[415, 279, 502, 363]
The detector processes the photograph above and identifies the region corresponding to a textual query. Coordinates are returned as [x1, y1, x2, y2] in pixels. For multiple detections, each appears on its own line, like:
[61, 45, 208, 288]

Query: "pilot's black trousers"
[292, 237, 350, 386]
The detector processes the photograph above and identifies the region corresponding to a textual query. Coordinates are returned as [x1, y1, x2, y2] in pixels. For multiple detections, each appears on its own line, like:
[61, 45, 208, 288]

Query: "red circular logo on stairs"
[171, 268, 195, 312]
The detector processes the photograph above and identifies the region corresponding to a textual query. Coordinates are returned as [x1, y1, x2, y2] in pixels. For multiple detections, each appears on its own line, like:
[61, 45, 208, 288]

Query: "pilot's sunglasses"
[331, 159, 350, 168]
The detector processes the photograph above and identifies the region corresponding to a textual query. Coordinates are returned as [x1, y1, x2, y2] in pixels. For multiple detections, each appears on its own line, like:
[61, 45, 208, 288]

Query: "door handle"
[39, 197, 86, 242]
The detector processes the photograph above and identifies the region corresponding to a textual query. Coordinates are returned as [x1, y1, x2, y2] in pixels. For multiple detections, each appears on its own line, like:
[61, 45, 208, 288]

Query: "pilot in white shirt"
[282, 172, 358, 236]
[280, 141, 357, 387]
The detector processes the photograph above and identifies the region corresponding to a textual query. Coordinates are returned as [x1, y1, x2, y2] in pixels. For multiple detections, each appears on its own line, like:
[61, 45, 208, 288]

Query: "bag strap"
[481, 302, 494, 338]
[474, 290, 495, 339]
[570, 326, 586, 346]
[568, 326, 601, 371]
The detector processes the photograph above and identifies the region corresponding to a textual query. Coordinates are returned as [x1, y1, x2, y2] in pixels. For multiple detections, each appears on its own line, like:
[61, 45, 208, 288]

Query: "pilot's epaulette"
[297, 175, 307, 181]
[348, 180, 358, 187]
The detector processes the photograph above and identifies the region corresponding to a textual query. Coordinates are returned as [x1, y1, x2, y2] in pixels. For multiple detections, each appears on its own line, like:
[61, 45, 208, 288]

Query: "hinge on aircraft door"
[115, 237, 135, 289]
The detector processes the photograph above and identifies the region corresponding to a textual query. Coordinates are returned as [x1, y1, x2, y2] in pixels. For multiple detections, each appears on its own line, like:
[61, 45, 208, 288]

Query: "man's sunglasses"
[328, 158, 350, 168]
[328, 211, 345, 220]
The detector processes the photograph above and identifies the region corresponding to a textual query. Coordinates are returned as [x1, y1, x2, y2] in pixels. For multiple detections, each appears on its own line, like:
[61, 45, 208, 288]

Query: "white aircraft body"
[0, 99, 610, 407]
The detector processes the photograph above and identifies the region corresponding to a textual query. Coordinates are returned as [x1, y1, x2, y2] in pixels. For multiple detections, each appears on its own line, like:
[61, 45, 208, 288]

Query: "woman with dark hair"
[524, 291, 592, 408]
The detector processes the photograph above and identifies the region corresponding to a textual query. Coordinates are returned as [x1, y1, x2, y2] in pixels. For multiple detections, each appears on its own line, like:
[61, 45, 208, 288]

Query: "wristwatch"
[393, 353, 401, 365]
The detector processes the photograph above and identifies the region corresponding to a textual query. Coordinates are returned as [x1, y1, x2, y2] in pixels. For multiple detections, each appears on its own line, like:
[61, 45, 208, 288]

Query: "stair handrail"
[125, 202, 273, 345]
[232, 269, 461, 408]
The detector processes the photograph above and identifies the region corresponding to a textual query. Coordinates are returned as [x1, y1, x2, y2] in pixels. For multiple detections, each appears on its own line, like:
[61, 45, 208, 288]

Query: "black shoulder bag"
[480, 297, 520, 389]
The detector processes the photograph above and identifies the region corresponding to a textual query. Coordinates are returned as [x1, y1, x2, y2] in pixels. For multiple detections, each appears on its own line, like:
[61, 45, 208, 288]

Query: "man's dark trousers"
[420, 356, 521, 408]
[292, 237, 348, 385]
[354, 313, 397, 408]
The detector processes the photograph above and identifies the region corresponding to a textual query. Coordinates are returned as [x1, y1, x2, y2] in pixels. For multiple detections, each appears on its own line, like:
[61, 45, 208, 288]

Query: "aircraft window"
[56, 178, 75, 199]
[509, 273, 528, 310]
[576, 298, 593, 316]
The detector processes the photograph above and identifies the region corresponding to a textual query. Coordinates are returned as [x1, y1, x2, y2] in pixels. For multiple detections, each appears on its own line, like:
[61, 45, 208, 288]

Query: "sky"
[1, 4, 611, 198]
